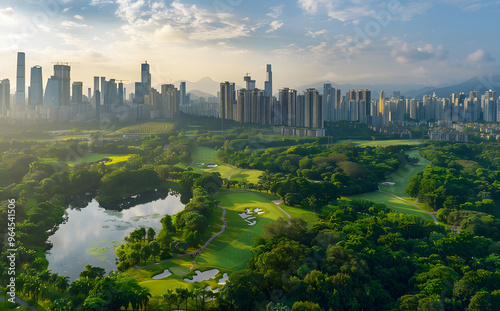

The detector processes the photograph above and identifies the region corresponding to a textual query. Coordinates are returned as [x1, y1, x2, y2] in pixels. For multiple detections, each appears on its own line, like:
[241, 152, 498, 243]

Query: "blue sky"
[0, 0, 499, 92]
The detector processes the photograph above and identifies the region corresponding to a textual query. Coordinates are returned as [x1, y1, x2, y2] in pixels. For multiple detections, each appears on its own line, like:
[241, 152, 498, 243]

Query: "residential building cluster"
[1, 52, 499, 135]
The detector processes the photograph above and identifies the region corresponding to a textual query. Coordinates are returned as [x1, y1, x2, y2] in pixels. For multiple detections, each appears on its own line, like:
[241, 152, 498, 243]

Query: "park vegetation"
[2, 116, 500, 310]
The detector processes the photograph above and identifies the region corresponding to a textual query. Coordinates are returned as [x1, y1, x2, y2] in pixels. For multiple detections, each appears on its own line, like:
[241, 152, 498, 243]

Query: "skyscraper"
[264, 64, 272, 97]
[220, 82, 235, 120]
[53, 64, 71, 106]
[134, 62, 151, 105]
[244, 74, 256, 90]
[279, 88, 297, 127]
[161, 84, 180, 119]
[104, 79, 117, 106]
[29, 65, 43, 106]
[118, 82, 124, 106]
[304, 88, 322, 128]
[72, 82, 83, 104]
[180, 81, 186, 106]
[101, 77, 106, 106]
[0, 79, 10, 115]
[43, 76, 60, 108]
[379, 90, 385, 115]
[16, 52, 26, 105]
[141, 61, 151, 94]
[323, 84, 336, 122]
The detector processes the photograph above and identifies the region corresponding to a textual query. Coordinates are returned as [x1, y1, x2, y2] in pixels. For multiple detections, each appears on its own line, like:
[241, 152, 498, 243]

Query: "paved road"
[378, 190, 438, 225]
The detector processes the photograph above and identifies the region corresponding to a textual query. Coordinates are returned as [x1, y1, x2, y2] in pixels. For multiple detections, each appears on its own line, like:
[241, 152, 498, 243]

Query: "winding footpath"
[377, 189, 438, 225]
[243, 191, 291, 225]
[134, 205, 227, 270]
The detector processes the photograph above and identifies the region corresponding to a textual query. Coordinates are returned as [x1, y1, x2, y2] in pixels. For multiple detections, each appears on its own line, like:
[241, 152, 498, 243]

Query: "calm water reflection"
[46, 193, 185, 281]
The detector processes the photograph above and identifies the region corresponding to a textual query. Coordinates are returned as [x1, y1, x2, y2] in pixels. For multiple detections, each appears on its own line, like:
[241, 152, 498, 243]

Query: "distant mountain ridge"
[404, 74, 500, 99]
[148, 75, 500, 100]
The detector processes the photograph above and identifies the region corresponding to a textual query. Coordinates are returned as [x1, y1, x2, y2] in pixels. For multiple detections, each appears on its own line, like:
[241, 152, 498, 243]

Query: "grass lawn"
[346, 191, 434, 222]
[196, 191, 284, 270]
[346, 148, 435, 222]
[136, 190, 290, 296]
[23, 198, 38, 216]
[191, 147, 234, 178]
[279, 203, 320, 227]
[65, 153, 128, 166]
[338, 139, 429, 147]
[379, 149, 431, 197]
[228, 168, 263, 184]
[112, 121, 176, 135]
[105, 155, 131, 166]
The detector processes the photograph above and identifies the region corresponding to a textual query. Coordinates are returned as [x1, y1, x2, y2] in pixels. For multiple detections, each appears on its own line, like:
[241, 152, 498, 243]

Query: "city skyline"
[0, 0, 499, 91]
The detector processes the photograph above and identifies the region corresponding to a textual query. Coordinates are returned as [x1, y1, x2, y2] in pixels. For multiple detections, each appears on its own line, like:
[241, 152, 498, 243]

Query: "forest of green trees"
[1, 120, 500, 310]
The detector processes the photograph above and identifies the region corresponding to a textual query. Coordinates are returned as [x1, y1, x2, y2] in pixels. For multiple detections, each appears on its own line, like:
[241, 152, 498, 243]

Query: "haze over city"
[0, 0, 499, 91]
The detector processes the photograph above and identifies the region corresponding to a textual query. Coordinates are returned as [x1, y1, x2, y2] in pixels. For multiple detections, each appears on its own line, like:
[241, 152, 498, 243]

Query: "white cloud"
[298, 0, 340, 15]
[61, 20, 89, 28]
[440, 0, 500, 12]
[115, 0, 255, 41]
[63, 8, 70, 13]
[74, 15, 85, 21]
[327, 5, 375, 23]
[267, 5, 284, 18]
[466, 49, 495, 63]
[90, 0, 114, 5]
[389, 40, 449, 64]
[298, 0, 432, 23]
[266, 21, 284, 33]
[306, 29, 327, 38]
[58, 33, 87, 48]
[0, 7, 15, 18]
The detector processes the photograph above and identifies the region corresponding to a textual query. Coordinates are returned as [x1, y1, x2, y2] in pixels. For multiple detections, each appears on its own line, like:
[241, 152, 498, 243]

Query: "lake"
[46, 192, 185, 281]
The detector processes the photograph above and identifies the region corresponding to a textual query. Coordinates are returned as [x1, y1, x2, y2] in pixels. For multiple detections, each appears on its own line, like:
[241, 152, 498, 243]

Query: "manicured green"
[191, 147, 234, 178]
[379, 149, 431, 197]
[279, 203, 320, 227]
[113, 121, 175, 135]
[345, 192, 434, 221]
[346, 148, 436, 221]
[197, 191, 284, 270]
[65, 153, 123, 165]
[134, 190, 294, 296]
[228, 168, 263, 184]
[338, 139, 428, 147]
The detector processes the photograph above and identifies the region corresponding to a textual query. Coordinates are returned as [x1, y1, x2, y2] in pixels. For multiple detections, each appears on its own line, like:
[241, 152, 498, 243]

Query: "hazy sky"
[0, 0, 499, 92]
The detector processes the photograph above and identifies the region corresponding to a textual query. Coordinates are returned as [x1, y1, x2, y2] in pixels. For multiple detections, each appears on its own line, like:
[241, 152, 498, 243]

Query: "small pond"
[46, 192, 185, 281]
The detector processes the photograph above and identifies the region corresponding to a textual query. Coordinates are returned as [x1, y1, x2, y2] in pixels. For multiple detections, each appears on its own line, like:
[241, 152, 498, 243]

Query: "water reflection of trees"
[66, 186, 186, 211]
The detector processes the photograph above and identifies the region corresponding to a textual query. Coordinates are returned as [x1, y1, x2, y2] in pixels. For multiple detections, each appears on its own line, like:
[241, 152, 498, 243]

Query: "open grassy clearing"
[379, 149, 431, 197]
[196, 191, 283, 270]
[279, 203, 320, 227]
[345, 192, 434, 222]
[112, 121, 176, 135]
[228, 168, 263, 184]
[64, 153, 130, 166]
[337, 139, 428, 147]
[135, 190, 296, 296]
[190, 147, 234, 178]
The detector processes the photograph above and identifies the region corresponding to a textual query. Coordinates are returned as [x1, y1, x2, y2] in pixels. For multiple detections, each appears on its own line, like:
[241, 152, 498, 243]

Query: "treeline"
[406, 143, 500, 228]
[115, 187, 218, 271]
[215, 199, 500, 311]
[220, 141, 410, 195]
